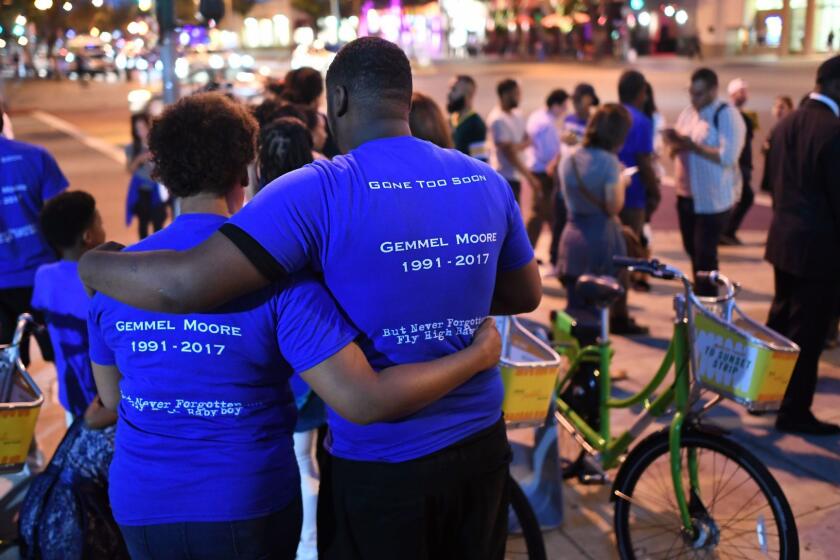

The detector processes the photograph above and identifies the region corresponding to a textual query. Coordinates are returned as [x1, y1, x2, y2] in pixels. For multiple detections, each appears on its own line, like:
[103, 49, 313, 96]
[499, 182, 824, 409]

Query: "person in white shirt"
[487, 79, 539, 203]
[525, 88, 568, 248]
[664, 67, 745, 297]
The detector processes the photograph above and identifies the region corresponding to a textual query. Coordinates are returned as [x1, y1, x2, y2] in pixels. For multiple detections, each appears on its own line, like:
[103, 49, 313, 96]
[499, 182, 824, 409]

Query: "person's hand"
[83, 396, 118, 430]
[526, 173, 543, 199]
[562, 131, 578, 146]
[470, 317, 502, 371]
[82, 241, 125, 297]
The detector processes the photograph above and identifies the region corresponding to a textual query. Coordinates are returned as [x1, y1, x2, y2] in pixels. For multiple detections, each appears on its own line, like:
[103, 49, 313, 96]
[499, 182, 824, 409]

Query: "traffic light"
[199, 0, 225, 22]
[630, 0, 644, 10]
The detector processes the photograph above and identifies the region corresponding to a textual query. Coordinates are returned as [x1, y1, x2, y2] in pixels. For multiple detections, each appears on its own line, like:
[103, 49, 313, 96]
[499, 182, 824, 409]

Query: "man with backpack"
[664, 67, 746, 296]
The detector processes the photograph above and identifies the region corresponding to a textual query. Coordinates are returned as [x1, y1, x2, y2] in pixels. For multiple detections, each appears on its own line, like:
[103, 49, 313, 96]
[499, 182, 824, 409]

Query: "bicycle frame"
[552, 288, 702, 533]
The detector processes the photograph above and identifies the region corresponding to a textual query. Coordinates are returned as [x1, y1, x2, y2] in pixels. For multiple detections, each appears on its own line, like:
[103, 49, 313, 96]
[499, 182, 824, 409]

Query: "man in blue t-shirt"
[0, 121, 69, 364]
[32, 191, 105, 423]
[617, 70, 660, 240]
[80, 37, 541, 559]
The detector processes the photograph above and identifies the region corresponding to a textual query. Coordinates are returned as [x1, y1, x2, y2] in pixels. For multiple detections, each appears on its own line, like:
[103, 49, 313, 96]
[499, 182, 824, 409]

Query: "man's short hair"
[546, 89, 569, 108]
[455, 75, 477, 89]
[326, 37, 412, 110]
[40, 191, 97, 251]
[282, 67, 324, 105]
[497, 79, 518, 99]
[618, 70, 647, 104]
[691, 67, 718, 89]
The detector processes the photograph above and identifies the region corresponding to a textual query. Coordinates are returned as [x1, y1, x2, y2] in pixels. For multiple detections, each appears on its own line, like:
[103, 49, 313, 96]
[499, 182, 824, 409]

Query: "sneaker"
[719, 234, 743, 246]
[610, 317, 650, 336]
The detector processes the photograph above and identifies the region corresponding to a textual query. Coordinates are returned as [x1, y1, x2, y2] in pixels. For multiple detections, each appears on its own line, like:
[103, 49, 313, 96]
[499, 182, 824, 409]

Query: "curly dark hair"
[40, 191, 97, 250]
[148, 93, 257, 198]
[258, 117, 313, 190]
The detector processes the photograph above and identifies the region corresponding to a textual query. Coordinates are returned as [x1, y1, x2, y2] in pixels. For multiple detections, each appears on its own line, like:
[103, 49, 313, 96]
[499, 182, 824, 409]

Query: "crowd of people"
[0, 34, 839, 559]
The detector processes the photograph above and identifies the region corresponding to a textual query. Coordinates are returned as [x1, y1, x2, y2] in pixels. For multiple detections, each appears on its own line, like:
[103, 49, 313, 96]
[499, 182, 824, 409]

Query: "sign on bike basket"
[0, 345, 44, 473]
[690, 297, 799, 412]
[496, 316, 564, 428]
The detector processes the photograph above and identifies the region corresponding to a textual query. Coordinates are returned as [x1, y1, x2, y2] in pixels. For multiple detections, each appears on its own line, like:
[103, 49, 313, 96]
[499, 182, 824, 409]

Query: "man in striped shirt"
[665, 67, 746, 296]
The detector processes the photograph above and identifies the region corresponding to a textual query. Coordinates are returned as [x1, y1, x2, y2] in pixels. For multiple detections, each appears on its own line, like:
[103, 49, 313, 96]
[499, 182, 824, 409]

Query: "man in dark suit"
[765, 55, 840, 435]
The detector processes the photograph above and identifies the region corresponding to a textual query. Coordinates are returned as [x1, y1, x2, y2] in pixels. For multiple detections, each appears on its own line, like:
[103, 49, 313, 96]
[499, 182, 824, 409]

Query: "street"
[3, 55, 839, 559]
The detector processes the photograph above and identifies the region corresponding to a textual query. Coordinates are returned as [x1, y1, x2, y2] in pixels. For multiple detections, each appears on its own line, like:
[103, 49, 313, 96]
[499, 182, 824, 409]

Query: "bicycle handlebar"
[695, 270, 738, 300]
[612, 257, 739, 302]
[10, 314, 39, 348]
[612, 257, 681, 280]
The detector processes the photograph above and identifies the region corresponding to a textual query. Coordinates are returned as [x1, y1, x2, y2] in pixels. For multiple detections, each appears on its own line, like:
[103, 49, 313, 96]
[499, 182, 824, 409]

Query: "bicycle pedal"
[578, 472, 609, 485]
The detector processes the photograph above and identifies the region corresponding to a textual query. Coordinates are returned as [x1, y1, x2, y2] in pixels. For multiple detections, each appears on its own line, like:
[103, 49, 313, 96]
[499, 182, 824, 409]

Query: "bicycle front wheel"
[614, 428, 798, 559]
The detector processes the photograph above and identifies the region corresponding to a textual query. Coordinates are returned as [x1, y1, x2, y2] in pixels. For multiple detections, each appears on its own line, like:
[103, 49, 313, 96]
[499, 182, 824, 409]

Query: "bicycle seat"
[575, 275, 624, 309]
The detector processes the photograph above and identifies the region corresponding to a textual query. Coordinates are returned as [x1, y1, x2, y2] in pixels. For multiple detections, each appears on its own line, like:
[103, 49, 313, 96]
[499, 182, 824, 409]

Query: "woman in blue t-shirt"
[88, 94, 501, 560]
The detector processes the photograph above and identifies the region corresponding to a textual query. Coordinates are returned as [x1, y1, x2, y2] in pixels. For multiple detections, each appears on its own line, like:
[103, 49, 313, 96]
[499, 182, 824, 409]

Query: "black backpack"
[18, 420, 128, 560]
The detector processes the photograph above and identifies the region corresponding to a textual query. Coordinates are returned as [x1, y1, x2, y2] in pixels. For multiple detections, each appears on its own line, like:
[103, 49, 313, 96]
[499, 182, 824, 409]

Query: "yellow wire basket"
[497, 316, 564, 429]
[690, 297, 800, 412]
[0, 344, 44, 473]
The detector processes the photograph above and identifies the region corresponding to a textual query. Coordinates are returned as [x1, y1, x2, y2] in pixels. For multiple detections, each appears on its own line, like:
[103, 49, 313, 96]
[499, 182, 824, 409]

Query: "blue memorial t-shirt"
[31, 261, 97, 417]
[618, 104, 654, 210]
[222, 136, 535, 463]
[88, 213, 357, 525]
[0, 137, 69, 288]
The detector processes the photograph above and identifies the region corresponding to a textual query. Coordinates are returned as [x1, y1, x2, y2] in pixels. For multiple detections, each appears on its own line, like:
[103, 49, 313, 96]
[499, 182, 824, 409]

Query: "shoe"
[775, 412, 840, 435]
[610, 317, 650, 336]
[719, 234, 743, 246]
[632, 279, 651, 292]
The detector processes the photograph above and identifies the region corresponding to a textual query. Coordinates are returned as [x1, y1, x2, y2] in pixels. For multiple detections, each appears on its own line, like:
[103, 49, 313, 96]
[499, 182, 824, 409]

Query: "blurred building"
[695, 0, 840, 56]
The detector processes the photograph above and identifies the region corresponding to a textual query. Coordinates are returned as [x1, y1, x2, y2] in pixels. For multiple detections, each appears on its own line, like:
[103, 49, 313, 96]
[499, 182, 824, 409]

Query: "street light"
[92, 0, 103, 7]
[138, 0, 152, 11]
[14, 15, 27, 26]
[18, 36, 29, 46]
[675, 9, 689, 25]
[664, 5, 675, 18]
[34, 0, 54, 11]
[63, 1, 72, 10]
[638, 11, 651, 27]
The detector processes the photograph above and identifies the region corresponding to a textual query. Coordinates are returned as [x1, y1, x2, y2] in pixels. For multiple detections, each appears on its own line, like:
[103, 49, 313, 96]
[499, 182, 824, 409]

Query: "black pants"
[676, 196, 730, 297]
[120, 495, 303, 560]
[526, 172, 555, 247]
[619, 207, 646, 240]
[549, 188, 568, 266]
[725, 169, 754, 237]
[135, 190, 167, 240]
[767, 268, 840, 417]
[319, 418, 511, 560]
[0, 286, 53, 365]
[506, 179, 521, 204]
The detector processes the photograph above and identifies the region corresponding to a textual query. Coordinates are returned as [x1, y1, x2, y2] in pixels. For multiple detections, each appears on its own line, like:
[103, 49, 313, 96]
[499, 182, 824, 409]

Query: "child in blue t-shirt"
[31, 191, 107, 424]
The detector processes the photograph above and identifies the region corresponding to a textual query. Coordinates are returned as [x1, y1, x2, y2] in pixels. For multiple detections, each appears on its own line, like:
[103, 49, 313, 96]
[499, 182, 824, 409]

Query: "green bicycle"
[550, 257, 799, 559]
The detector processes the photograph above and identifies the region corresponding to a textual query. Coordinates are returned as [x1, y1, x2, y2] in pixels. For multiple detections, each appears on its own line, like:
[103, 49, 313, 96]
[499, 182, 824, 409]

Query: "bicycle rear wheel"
[507, 474, 547, 560]
[613, 428, 798, 559]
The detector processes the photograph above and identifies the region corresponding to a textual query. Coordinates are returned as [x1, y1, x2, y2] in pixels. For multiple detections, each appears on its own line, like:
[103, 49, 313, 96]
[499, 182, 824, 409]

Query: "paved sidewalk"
[508, 227, 840, 559]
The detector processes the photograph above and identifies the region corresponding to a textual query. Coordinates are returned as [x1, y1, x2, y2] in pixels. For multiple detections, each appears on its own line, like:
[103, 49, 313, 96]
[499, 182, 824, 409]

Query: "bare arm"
[91, 362, 122, 411]
[300, 318, 501, 425]
[490, 259, 541, 315]
[78, 232, 273, 313]
[498, 143, 537, 185]
[636, 152, 661, 217]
